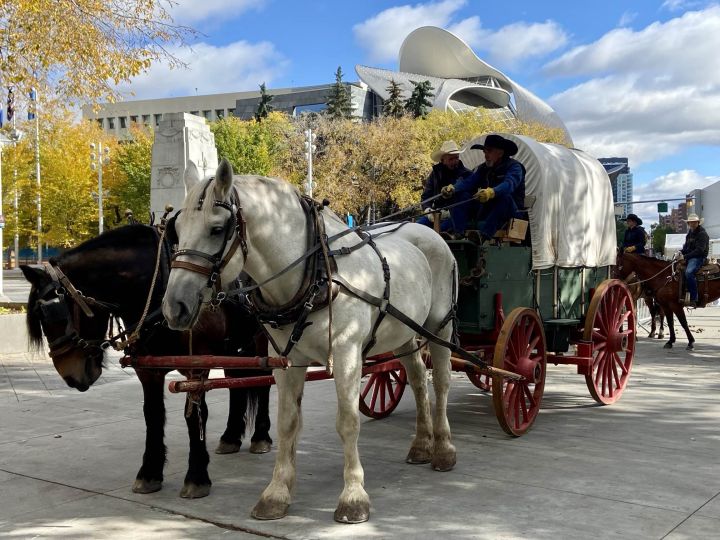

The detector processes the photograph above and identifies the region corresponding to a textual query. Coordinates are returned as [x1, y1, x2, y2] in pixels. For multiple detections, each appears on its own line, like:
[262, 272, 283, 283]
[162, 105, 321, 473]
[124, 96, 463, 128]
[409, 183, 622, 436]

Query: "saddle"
[677, 259, 720, 277]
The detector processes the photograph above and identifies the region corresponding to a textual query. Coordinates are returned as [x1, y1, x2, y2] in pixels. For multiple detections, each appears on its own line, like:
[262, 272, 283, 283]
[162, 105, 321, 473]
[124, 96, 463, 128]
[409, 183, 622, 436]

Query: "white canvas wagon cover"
[460, 133, 617, 270]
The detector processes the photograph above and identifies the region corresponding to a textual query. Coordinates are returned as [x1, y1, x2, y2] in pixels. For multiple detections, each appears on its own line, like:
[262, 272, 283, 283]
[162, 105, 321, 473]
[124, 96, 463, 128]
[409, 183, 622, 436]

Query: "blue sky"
[121, 0, 720, 224]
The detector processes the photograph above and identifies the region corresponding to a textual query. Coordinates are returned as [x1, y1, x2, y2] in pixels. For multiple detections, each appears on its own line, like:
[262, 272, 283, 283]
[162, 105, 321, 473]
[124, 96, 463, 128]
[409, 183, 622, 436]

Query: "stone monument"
[150, 113, 218, 220]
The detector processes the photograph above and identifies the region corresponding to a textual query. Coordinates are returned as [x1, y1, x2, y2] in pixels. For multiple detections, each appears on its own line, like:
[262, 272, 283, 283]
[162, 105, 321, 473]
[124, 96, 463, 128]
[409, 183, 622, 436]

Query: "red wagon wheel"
[583, 279, 636, 404]
[492, 308, 546, 436]
[358, 363, 407, 419]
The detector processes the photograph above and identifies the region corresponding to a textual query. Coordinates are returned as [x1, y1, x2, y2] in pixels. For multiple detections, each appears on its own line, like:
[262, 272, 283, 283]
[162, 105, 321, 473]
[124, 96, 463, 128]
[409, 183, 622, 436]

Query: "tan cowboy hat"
[683, 213, 704, 224]
[431, 140, 461, 162]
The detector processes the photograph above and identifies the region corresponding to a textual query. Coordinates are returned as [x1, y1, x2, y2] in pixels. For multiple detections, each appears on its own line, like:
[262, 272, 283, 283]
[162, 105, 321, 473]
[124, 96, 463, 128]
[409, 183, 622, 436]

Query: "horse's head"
[163, 159, 247, 330]
[613, 250, 633, 280]
[21, 265, 109, 391]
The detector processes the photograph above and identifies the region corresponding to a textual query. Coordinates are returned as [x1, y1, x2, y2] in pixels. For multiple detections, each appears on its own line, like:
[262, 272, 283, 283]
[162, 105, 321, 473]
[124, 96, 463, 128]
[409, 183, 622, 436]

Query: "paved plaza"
[0, 306, 719, 539]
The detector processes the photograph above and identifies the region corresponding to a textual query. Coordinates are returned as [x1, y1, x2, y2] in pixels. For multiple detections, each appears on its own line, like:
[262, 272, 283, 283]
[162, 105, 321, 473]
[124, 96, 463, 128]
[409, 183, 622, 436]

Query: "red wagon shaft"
[120, 354, 292, 370]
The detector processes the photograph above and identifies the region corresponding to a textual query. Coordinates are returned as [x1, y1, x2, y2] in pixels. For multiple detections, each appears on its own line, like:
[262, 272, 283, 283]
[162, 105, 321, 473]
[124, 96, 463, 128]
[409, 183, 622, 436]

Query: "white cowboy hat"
[683, 213, 704, 224]
[431, 140, 461, 162]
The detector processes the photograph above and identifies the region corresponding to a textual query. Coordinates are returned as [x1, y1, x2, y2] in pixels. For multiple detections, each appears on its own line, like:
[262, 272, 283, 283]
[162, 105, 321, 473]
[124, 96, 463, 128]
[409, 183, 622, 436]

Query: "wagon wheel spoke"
[361, 373, 377, 400]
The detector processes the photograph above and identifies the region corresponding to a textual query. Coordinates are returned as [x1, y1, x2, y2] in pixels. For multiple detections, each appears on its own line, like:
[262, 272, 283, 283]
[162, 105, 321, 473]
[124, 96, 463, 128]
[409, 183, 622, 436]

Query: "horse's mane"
[25, 224, 157, 351]
[58, 224, 155, 261]
[25, 284, 44, 351]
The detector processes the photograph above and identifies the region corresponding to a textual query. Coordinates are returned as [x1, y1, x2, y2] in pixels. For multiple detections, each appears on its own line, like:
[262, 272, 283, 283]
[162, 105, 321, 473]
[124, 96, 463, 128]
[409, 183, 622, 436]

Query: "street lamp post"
[10, 128, 23, 268]
[90, 142, 110, 234]
[303, 128, 316, 198]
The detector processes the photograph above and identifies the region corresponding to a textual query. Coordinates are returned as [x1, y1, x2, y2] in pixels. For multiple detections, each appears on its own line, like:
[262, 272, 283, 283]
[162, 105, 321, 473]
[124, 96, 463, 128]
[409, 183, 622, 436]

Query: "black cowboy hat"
[625, 213, 642, 225]
[471, 134, 519, 156]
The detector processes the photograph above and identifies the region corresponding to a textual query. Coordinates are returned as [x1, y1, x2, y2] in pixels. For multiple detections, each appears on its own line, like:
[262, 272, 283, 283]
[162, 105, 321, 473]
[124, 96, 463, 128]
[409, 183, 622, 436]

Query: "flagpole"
[32, 89, 41, 263]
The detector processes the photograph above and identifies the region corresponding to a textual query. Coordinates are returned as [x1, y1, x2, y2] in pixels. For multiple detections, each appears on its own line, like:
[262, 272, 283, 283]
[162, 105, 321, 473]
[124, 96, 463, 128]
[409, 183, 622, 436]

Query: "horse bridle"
[170, 177, 248, 301]
[33, 262, 118, 359]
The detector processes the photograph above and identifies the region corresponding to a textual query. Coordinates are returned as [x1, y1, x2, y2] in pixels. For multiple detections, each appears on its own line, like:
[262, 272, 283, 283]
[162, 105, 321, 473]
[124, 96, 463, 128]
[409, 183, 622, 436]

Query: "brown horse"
[624, 271, 665, 339]
[615, 253, 720, 349]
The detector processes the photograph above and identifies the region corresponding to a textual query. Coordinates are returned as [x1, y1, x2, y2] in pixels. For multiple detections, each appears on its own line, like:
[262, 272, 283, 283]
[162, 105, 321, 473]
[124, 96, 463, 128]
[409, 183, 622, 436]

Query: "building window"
[130, 115, 138, 124]
[190, 110, 199, 116]
[96, 118, 104, 129]
[108, 117, 115, 129]
[227, 108, 235, 117]
[119, 116, 127, 129]
[203, 110, 212, 119]
[215, 109, 225, 119]
[142, 114, 151, 125]
[293, 103, 327, 116]
[154, 114, 162, 126]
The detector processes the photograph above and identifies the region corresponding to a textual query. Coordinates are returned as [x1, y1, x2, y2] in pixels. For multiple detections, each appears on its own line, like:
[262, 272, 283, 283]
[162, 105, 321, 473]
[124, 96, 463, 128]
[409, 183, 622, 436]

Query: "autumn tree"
[325, 67, 352, 119]
[382, 80, 405, 118]
[404, 80, 435, 118]
[255, 82, 274, 121]
[0, 0, 195, 105]
[114, 125, 153, 222]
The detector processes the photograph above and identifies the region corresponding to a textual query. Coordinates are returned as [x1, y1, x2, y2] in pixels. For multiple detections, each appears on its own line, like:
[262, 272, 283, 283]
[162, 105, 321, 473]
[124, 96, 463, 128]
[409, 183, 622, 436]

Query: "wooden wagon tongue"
[120, 352, 524, 395]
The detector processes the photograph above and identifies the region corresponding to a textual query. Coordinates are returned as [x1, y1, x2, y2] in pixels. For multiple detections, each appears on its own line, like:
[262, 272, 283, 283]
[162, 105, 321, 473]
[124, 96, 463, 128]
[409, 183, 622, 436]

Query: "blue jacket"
[453, 157, 525, 210]
[623, 226, 647, 254]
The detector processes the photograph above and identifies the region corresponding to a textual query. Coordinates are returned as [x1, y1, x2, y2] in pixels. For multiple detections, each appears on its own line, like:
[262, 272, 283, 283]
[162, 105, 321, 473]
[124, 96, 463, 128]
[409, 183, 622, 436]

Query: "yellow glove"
[474, 187, 495, 203]
[624, 246, 636, 253]
[441, 185, 455, 198]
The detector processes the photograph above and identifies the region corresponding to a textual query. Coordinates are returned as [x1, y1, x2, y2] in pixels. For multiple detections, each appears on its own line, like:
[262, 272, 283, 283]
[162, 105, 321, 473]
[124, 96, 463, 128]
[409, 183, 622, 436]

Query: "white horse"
[162, 159, 458, 523]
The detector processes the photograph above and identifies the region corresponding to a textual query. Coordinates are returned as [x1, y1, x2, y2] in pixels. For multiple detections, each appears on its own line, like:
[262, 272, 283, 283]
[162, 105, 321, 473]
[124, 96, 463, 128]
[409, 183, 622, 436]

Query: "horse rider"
[622, 213, 647, 255]
[678, 213, 709, 307]
[440, 134, 525, 243]
[416, 140, 472, 231]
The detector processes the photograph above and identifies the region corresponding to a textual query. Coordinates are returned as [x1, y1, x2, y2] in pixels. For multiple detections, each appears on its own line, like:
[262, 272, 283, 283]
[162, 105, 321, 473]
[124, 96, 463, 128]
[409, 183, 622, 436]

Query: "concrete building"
[599, 157, 633, 218]
[660, 202, 689, 233]
[689, 182, 720, 239]
[82, 26, 571, 144]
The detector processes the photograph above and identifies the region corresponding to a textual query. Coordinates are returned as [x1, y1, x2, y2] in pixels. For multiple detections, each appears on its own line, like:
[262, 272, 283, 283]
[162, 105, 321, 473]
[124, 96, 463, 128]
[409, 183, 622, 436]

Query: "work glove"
[441, 185, 455, 198]
[676, 252, 684, 261]
[474, 187, 495, 203]
[624, 246, 636, 253]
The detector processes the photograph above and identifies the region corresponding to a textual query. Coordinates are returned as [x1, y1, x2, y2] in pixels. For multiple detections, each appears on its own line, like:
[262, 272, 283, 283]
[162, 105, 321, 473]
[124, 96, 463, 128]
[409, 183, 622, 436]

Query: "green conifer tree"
[382, 80, 405, 118]
[325, 66, 352, 119]
[255, 82, 274, 121]
[404, 80, 435, 118]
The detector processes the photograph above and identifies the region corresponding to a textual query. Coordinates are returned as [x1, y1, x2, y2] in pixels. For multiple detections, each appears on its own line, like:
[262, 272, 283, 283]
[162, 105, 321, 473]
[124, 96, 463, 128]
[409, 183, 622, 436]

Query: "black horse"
[21, 224, 272, 498]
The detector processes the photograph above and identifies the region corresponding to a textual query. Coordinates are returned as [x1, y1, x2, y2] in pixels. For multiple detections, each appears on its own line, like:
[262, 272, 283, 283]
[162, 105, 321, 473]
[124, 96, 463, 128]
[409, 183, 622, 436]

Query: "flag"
[6, 87, 14, 121]
[27, 89, 36, 120]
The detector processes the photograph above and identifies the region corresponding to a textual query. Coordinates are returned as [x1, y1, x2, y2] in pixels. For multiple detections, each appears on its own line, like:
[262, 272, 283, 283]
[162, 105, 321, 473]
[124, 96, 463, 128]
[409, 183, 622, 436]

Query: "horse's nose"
[64, 376, 89, 392]
[162, 298, 193, 330]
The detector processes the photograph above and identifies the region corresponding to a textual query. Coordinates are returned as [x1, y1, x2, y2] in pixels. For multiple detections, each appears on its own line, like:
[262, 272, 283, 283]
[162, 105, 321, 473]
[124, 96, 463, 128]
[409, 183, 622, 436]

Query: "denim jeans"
[449, 191, 518, 237]
[685, 256, 703, 301]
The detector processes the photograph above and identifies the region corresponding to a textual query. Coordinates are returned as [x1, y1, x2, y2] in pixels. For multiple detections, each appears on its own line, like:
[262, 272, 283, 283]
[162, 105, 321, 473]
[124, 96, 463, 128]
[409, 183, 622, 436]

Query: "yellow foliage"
[0, 0, 195, 105]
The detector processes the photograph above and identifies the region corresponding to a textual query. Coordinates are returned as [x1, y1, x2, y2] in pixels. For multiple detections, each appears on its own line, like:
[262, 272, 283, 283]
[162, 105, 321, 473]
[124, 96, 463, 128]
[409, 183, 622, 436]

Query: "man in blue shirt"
[622, 214, 647, 255]
[440, 134, 525, 242]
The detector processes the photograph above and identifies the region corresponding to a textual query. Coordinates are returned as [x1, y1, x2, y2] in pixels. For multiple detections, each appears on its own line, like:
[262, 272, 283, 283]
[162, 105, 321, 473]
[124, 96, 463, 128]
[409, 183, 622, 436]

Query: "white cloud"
[115, 41, 287, 99]
[661, 0, 703, 11]
[166, 0, 266, 24]
[633, 170, 718, 224]
[353, 1, 566, 66]
[353, 0, 466, 63]
[479, 20, 567, 67]
[618, 11, 637, 26]
[546, 7, 720, 164]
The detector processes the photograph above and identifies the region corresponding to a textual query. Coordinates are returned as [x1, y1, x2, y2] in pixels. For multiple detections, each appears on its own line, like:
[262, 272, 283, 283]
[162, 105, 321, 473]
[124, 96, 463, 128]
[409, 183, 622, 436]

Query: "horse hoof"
[215, 440, 241, 454]
[249, 440, 272, 454]
[687, 344, 694, 350]
[663, 343, 673, 349]
[431, 451, 457, 472]
[251, 499, 289, 520]
[334, 501, 370, 524]
[180, 482, 211, 499]
[132, 478, 162, 494]
[405, 446, 432, 464]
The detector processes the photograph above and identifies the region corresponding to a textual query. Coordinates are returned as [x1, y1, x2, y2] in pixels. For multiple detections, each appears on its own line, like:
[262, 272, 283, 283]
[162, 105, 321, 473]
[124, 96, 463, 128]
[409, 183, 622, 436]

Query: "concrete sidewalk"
[1, 309, 719, 539]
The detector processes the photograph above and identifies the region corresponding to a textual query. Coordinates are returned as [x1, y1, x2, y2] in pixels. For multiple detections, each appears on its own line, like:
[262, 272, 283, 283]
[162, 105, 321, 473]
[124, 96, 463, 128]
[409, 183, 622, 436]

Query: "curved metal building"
[356, 26, 572, 145]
